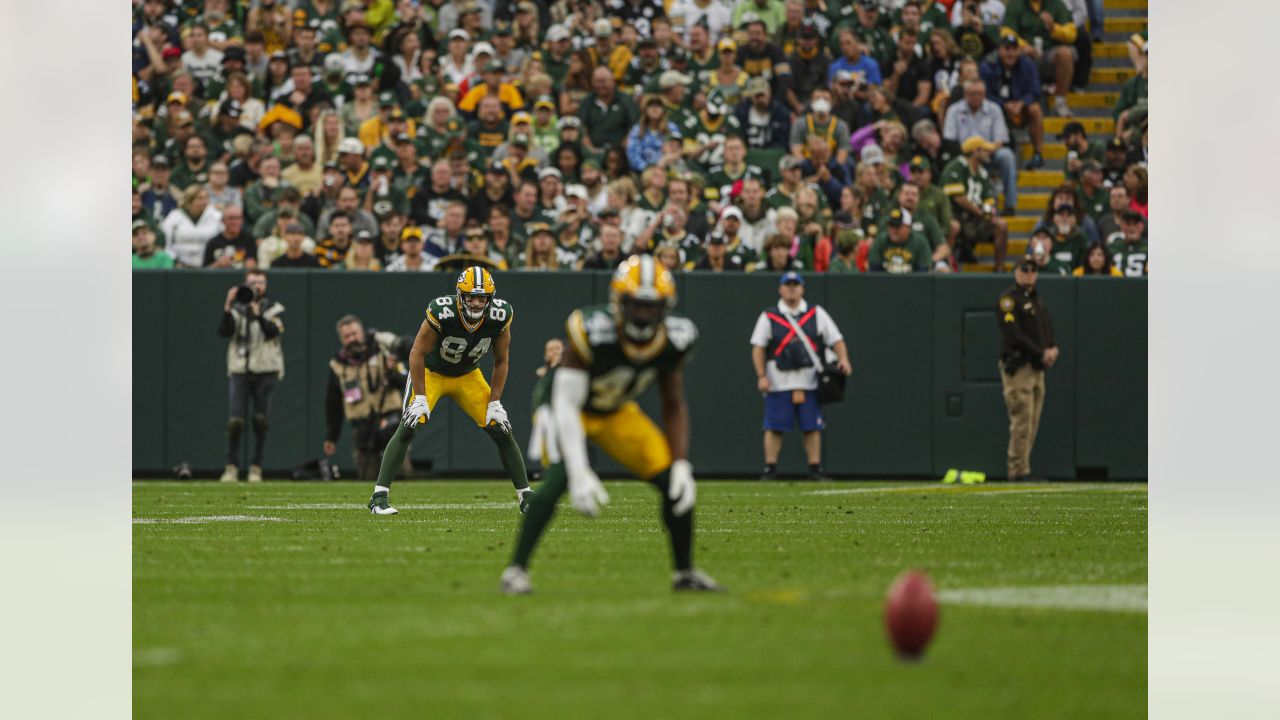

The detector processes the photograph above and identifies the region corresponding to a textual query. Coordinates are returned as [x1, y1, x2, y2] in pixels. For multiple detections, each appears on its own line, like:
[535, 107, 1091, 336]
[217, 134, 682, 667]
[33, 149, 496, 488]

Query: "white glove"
[402, 395, 429, 428]
[567, 464, 609, 518]
[485, 400, 511, 433]
[668, 459, 696, 517]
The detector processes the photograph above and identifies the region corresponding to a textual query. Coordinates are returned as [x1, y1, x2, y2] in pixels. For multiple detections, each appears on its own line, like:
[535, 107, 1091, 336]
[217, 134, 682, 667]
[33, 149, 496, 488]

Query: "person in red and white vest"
[748, 271, 852, 480]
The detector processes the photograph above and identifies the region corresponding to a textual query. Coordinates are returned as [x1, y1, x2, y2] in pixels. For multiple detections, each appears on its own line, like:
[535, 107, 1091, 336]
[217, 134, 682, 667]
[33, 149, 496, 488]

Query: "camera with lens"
[234, 285, 258, 305]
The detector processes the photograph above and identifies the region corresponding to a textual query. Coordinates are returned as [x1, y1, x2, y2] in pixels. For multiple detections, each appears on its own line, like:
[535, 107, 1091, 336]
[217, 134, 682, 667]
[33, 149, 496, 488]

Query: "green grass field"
[133, 480, 1147, 719]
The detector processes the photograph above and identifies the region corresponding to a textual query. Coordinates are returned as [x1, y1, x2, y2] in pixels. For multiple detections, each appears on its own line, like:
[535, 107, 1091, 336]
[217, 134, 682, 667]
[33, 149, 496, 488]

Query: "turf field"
[133, 480, 1147, 719]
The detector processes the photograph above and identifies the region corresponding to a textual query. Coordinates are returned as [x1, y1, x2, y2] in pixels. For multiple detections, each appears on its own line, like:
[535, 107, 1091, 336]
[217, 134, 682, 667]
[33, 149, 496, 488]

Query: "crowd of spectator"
[132, 0, 1148, 276]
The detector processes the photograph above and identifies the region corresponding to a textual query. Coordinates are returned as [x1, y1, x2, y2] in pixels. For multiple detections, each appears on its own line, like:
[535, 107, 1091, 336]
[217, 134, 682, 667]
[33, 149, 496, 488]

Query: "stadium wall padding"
[133, 271, 1147, 479]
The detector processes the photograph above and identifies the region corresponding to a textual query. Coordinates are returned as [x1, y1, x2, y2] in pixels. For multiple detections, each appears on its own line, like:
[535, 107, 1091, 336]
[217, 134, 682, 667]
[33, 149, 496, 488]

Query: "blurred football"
[884, 570, 938, 659]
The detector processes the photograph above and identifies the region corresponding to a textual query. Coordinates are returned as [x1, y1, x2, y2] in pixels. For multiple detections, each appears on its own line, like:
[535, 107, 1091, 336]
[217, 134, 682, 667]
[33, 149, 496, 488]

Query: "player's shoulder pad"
[491, 297, 514, 332]
[425, 295, 454, 327]
[665, 314, 698, 353]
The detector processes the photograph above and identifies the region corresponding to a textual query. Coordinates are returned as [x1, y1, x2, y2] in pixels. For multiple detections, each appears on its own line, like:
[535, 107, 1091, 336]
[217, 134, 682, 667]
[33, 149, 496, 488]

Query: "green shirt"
[828, 254, 859, 273]
[868, 231, 932, 273]
[1042, 230, 1088, 275]
[680, 111, 744, 171]
[132, 251, 175, 269]
[915, 183, 954, 236]
[1064, 140, 1106, 182]
[1107, 237, 1149, 277]
[416, 118, 465, 160]
[563, 305, 698, 415]
[577, 93, 639, 150]
[423, 295, 514, 377]
[1078, 185, 1109, 222]
[705, 163, 767, 204]
[1002, 0, 1075, 49]
[940, 156, 995, 210]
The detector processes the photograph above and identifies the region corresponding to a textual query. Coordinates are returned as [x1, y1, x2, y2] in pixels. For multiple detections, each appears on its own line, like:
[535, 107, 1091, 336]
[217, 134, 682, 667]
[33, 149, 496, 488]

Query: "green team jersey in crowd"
[1002, 0, 1076, 50]
[1108, 237, 1149, 277]
[940, 156, 996, 209]
[422, 295, 514, 377]
[915, 183, 954, 236]
[1042, 230, 1088, 276]
[416, 117, 465, 160]
[891, 210, 945, 251]
[704, 163, 767, 203]
[564, 305, 698, 415]
[681, 111, 743, 169]
[765, 181, 829, 211]
[868, 231, 932, 273]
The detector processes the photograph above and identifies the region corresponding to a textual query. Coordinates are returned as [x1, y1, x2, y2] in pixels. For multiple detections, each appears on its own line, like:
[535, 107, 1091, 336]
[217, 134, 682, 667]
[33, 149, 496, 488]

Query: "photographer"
[323, 316, 410, 480]
[217, 270, 285, 482]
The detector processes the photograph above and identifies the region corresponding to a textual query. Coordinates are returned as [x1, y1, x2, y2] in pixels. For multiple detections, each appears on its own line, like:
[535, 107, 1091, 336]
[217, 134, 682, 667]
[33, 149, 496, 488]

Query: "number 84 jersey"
[423, 295, 513, 377]
[564, 304, 698, 415]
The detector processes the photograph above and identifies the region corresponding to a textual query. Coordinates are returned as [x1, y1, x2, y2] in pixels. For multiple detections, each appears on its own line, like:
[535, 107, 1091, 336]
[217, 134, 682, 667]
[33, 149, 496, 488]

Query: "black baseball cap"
[1016, 256, 1039, 272]
[355, 229, 374, 242]
[1106, 137, 1128, 151]
[1059, 121, 1086, 140]
[1119, 209, 1145, 223]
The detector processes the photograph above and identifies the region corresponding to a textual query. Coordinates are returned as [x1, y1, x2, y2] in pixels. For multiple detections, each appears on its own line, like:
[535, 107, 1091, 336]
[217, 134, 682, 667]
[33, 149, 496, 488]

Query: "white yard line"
[242, 502, 515, 510]
[132, 515, 290, 524]
[806, 484, 1146, 497]
[133, 647, 181, 667]
[938, 584, 1148, 613]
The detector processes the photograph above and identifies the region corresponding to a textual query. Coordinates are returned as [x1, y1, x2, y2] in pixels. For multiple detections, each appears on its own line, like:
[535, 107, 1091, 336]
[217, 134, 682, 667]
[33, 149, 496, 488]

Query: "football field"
[133, 480, 1147, 719]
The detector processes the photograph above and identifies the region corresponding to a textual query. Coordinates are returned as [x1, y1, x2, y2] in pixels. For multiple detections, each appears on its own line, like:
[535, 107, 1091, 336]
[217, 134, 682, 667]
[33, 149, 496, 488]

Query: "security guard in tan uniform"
[998, 257, 1060, 481]
[323, 315, 410, 480]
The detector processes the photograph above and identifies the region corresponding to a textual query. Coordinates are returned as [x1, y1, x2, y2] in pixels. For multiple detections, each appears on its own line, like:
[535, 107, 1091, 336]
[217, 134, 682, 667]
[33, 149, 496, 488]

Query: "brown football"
[884, 570, 939, 658]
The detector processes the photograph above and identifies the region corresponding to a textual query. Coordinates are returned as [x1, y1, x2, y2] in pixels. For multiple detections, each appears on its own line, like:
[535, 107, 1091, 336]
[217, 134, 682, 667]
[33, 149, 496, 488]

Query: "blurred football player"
[501, 255, 722, 594]
[368, 266, 534, 515]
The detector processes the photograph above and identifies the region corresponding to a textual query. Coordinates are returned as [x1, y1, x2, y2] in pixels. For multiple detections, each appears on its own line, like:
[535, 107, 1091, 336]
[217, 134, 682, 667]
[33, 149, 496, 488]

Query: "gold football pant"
[406, 368, 492, 426]
[529, 400, 672, 480]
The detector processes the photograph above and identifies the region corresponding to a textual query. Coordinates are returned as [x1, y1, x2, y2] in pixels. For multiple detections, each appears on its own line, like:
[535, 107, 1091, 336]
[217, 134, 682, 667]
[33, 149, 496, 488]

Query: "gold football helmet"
[609, 255, 676, 343]
[456, 266, 496, 322]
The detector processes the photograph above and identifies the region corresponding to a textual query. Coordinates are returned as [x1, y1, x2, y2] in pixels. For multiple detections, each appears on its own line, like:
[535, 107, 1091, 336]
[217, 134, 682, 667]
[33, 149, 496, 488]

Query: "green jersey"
[704, 163, 767, 204]
[423, 295, 514, 377]
[915, 184, 953, 237]
[940, 156, 995, 209]
[1108, 237, 1149, 277]
[680, 111, 743, 169]
[1042, 230, 1087, 276]
[564, 305, 698, 415]
[868, 232, 932, 273]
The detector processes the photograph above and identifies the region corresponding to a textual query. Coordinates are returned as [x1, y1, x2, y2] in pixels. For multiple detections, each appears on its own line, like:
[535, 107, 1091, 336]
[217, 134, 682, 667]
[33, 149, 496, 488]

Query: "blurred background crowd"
[131, 0, 1148, 276]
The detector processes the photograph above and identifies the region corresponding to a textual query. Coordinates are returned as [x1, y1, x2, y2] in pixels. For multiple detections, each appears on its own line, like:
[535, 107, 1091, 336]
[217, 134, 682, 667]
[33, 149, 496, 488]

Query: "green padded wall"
[133, 271, 1147, 479]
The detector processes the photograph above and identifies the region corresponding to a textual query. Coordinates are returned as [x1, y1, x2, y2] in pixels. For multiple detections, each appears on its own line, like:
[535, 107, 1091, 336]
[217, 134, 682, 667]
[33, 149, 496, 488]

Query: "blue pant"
[763, 390, 824, 432]
[990, 147, 1018, 212]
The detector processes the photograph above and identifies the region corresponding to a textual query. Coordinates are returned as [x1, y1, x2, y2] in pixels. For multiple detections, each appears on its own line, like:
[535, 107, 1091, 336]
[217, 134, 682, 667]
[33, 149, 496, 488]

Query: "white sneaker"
[1054, 96, 1071, 117]
[368, 494, 399, 515]
[501, 565, 533, 595]
[220, 464, 239, 482]
[517, 488, 535, 514]
[247, 465, 263, 483]
[672, 568, 725, 592]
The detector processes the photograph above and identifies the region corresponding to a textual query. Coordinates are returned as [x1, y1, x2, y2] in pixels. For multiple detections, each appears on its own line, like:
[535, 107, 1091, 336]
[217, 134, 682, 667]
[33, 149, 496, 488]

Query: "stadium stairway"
[962, 0, 1147, 272]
